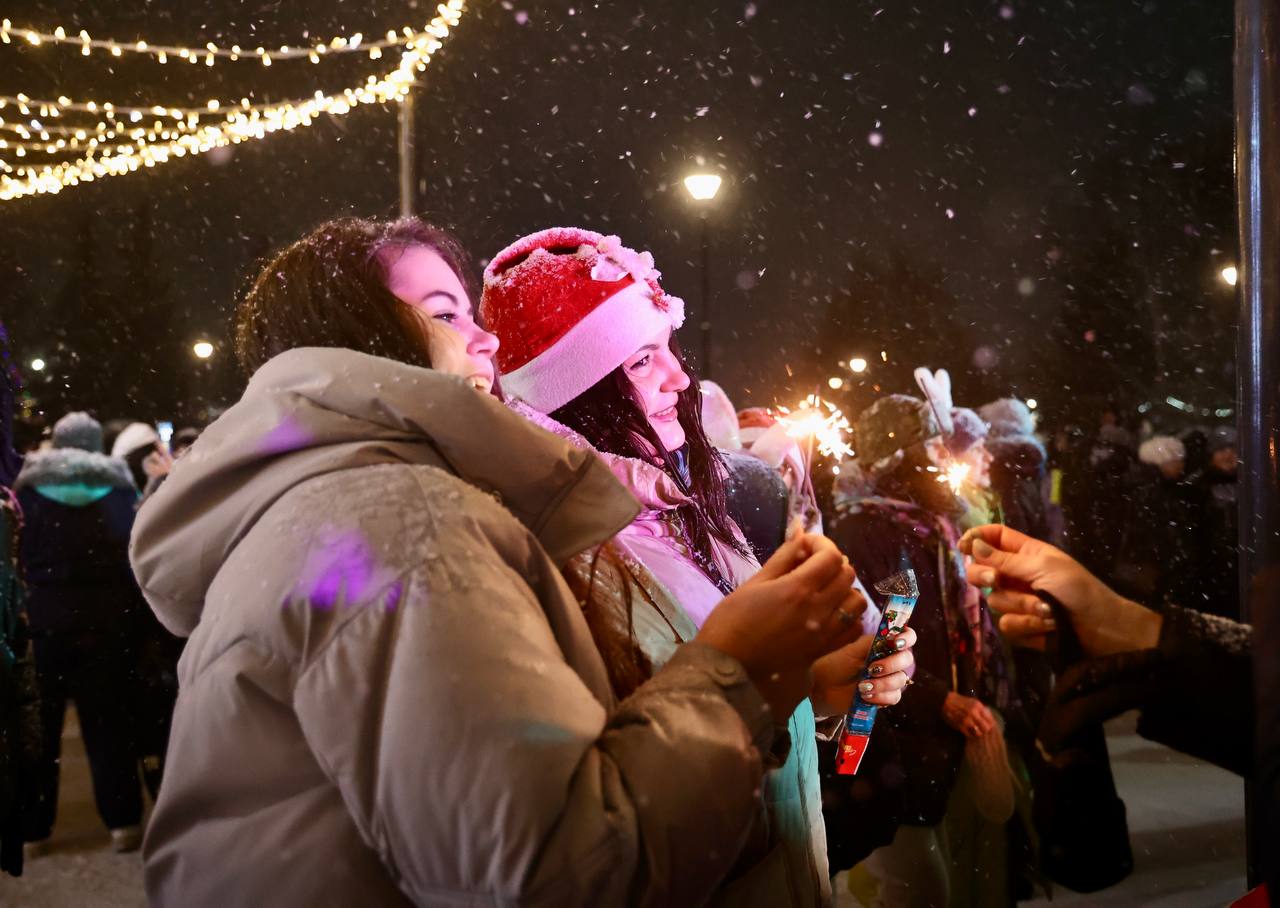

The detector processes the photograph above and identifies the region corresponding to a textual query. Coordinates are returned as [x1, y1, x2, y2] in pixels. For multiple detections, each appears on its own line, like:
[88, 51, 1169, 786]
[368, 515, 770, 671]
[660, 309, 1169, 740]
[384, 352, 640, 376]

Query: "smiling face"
[621, 325, 691, 453]
[382, 245, 499, 393]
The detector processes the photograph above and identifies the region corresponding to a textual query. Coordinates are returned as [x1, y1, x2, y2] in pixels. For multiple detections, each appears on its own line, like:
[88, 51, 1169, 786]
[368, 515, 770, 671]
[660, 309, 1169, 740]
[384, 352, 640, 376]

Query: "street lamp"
[29, 357, 45, 372]
[849, 357, 868, 374]
[193, 341, 214, 359]
[684, 172, 723, 378]
[1026, 398, 1038, 410]
[683, 173, 722, 201]
[1221, 265, 1239, 286]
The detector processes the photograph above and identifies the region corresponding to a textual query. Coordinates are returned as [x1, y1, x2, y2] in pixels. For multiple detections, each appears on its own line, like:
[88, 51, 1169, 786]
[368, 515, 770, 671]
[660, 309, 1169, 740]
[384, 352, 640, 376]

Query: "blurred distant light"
[828, 376, 844, 390]
[1221, 265, 1238, 286]
[30, 357, 45, 372]
[880, 350, 888, 361]
[193, 341, 214, 359]
[1026, 398, 1038, 410]
[683, 173, 722, 201]
[1215, 407, 1234, 418]
[849, 357, 868, 373]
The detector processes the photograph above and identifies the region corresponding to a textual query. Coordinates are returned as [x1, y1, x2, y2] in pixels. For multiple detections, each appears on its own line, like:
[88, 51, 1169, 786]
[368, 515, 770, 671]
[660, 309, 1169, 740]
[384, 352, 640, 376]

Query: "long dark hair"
[234, 217, 478, 376]
[552, 338, 750, 588]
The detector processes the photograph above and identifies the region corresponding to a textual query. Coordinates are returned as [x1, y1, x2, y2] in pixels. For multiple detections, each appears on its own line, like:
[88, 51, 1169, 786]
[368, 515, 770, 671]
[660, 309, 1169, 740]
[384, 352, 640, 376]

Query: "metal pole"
[398, 89, 416, 218]
[699, 215, 712, 379]
[1235, 0, 1280, 890]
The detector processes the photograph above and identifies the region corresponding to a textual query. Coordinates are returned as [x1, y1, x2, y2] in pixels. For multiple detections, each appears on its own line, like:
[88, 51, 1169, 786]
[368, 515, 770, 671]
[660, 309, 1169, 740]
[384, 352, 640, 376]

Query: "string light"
[2, 17, 432, 66]
[0, 1, 466, 201]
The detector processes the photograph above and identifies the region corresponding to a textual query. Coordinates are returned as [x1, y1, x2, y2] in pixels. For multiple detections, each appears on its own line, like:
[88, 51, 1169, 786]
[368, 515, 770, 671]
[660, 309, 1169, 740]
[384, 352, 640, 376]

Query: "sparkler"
[939, 460, 971, 494]
[776, 394, 855, 462]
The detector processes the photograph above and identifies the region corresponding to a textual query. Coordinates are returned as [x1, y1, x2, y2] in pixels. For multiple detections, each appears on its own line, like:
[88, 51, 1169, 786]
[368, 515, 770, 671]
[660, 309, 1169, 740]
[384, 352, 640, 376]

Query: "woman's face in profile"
[383, 245, 499, 393]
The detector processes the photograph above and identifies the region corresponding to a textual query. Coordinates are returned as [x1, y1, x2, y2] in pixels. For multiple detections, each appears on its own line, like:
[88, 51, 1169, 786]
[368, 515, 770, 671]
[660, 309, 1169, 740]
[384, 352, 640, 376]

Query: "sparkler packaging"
[833, 554, 919, 775]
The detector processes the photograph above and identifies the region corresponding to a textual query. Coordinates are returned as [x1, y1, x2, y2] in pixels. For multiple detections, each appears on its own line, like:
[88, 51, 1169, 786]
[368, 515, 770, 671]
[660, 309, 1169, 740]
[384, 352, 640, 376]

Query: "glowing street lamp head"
[30, 357, 45, 372]
[849, 357, 868, 374]
[1026, 398, 1038, 410]
[1221, 265, 1238, 286]
[193, 341, 214, 359]
[683, 173, 723, 201]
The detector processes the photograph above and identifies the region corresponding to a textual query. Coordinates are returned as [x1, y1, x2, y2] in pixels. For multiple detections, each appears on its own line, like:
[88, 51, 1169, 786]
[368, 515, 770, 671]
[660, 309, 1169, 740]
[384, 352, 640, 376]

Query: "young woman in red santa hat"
[479, 227, 897, 906]
[130, 216, 915, 908]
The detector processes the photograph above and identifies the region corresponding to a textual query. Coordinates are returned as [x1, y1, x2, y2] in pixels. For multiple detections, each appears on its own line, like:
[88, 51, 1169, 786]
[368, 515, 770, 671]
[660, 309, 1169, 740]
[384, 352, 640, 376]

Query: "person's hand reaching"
[960, 524, 1162, 658]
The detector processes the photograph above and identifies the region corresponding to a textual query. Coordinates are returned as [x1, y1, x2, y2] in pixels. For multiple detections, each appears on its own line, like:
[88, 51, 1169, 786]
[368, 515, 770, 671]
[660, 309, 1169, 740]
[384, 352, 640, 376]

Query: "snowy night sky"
[0, 0, 1237, 438]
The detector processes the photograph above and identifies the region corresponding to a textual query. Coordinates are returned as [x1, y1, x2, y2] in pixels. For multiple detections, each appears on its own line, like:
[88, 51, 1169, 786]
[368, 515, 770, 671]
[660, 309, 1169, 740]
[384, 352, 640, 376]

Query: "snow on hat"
[479, 227, 686, 414]
[948, 407, 989, 456]
[1138, 435, 1186, 467]
[854, 394, 941, 469]
[979, 398, 1036, 438]
[111, 421, 160, 459]
[52, 411, 104, 453]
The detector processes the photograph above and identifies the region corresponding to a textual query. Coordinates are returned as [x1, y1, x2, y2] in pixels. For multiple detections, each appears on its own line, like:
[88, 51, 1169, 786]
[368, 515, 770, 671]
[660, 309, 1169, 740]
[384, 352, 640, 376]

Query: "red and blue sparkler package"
[834, 556, 919, 775]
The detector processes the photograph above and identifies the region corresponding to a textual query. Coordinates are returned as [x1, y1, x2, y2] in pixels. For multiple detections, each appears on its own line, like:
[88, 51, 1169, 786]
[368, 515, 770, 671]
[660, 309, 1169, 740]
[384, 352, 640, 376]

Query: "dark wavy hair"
[551, 338, 750, 591]
[234, 217, 479, 376]
[236, 217, 660, 694]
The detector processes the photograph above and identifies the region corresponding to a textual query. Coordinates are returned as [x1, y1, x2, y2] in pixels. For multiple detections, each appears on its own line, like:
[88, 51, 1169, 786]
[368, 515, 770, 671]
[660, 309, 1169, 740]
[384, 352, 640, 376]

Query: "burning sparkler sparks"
[776, 395, 855, 461]
[939, 460, 971, 493]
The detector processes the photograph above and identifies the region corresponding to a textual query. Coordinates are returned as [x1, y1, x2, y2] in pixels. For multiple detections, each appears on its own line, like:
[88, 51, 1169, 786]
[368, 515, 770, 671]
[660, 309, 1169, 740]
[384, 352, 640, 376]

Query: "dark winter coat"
[1186, 467, 1240, 619]
[1114, 468, 1204, 603]
[0, 492, 40, 877]
[1040, 604, 1251, 776]
[13, 448, 143, 636]
[826, 497, 1009, 828]
[721, 450, 789, 562]
[988, 435, 1053, 543]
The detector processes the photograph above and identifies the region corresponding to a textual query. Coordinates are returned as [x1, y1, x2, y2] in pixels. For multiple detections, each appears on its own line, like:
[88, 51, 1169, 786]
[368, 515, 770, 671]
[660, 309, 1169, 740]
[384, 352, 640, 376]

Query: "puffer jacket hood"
[131, 347, 638, 637]
[15, 447, 136, 506]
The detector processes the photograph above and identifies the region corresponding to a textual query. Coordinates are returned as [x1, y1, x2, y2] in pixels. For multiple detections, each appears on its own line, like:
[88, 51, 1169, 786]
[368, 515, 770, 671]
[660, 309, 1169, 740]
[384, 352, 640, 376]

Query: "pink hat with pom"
[479, 227, 685, 414]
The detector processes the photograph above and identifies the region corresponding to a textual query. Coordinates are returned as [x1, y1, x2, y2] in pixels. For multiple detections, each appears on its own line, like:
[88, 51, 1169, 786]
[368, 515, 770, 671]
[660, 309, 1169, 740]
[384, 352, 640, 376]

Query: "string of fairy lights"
[0, 1, 466, 201]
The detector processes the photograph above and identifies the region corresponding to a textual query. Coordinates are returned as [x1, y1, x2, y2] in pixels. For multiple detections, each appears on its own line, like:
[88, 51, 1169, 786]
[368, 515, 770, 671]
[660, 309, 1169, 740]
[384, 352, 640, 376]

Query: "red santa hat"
[479, 227, 685, 414]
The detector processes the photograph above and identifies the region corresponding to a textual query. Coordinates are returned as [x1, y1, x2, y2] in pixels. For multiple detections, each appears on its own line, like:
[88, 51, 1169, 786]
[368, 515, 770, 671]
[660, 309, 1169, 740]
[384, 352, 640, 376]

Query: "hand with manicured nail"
[809, 627, 917, 717]
[958, 524, 1163, 658]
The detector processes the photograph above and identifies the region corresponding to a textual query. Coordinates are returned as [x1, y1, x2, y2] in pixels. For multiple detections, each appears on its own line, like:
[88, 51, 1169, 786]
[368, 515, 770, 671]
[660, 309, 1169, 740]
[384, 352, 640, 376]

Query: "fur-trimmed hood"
[15, 447, 137, 505]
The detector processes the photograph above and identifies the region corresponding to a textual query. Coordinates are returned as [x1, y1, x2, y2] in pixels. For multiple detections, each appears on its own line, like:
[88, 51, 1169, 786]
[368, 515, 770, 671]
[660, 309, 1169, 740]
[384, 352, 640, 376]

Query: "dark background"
[0, 0, 1237, 445]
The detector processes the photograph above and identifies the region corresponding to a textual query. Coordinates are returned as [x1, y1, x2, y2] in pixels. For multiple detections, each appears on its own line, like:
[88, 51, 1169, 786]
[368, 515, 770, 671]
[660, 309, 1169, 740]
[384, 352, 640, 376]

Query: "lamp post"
[1237, 0, 1280, 891]
[683, 173, 722, 378]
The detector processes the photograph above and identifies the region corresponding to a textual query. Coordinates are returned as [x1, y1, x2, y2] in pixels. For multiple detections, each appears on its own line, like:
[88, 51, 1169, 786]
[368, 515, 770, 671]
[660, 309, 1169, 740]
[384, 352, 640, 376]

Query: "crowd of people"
[0, 219, 1258, 907]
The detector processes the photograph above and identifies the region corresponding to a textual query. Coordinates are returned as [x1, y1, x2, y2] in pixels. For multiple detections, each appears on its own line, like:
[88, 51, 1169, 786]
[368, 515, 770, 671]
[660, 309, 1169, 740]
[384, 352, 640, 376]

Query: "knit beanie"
[479, 228, 685, 414]
[52, 411, 104, 453]
[979, 398, 1036, 438]
[854, 395, 941, 468]
[948, 407, 989, 456]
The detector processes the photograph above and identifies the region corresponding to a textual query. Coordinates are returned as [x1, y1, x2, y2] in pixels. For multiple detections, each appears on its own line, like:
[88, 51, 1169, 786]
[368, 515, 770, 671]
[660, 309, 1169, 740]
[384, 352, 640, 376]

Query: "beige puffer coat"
[130, 348, 797, 908]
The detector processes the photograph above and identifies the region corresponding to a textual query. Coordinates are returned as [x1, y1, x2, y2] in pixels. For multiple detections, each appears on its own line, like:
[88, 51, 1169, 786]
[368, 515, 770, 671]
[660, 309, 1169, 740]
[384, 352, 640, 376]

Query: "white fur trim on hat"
[501, 281, 680, 414]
